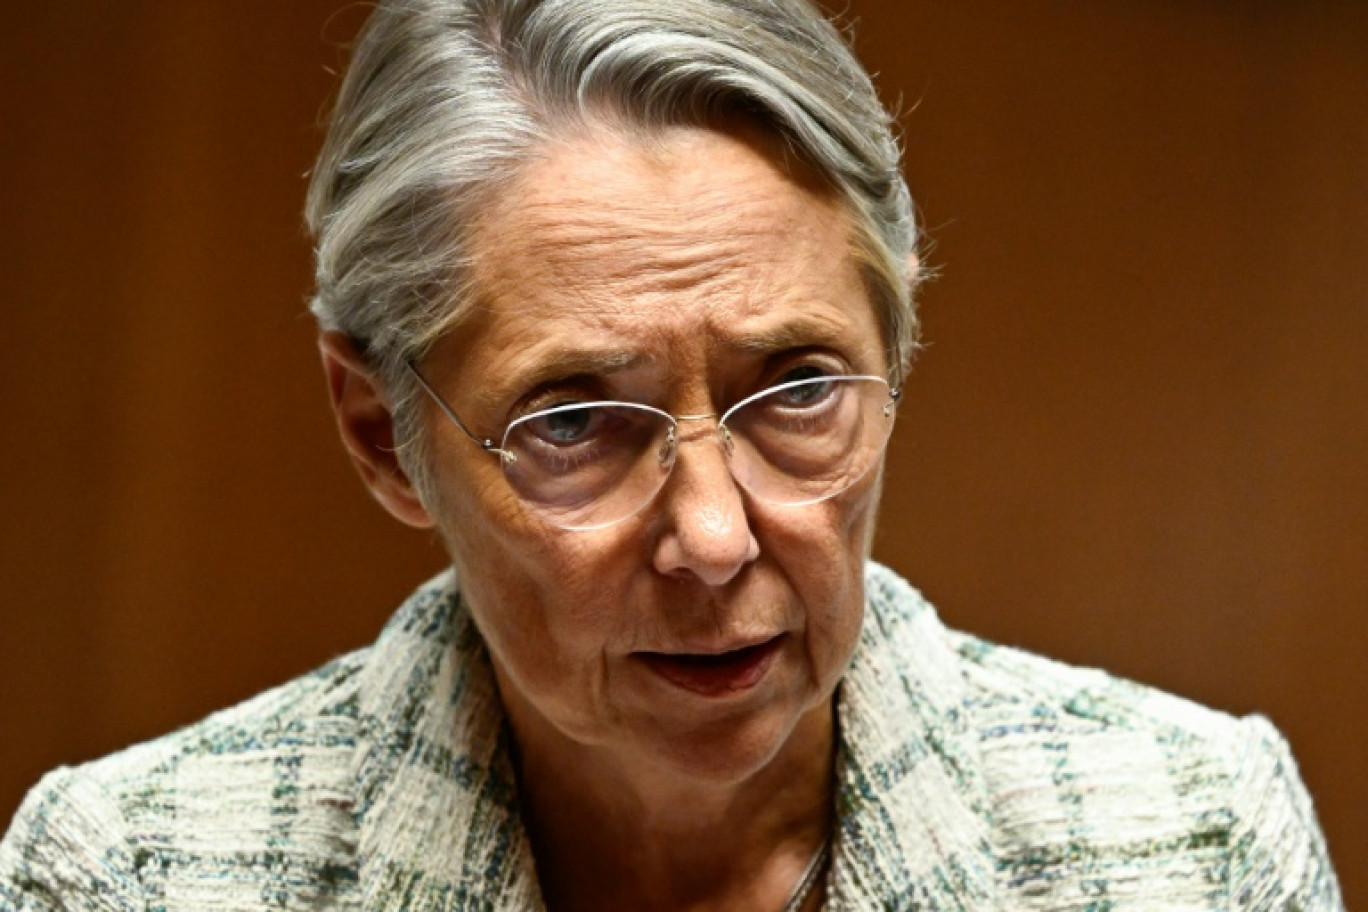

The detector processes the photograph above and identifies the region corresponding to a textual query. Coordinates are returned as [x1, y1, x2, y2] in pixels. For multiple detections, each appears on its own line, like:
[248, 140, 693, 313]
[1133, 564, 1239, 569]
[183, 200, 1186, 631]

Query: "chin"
[649, 725, 792, 786]
[631, 690, 830, 787]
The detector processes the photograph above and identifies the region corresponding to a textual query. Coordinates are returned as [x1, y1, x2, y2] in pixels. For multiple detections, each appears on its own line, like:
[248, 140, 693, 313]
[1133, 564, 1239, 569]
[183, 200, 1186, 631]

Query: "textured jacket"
[0, 563, 1342, 910]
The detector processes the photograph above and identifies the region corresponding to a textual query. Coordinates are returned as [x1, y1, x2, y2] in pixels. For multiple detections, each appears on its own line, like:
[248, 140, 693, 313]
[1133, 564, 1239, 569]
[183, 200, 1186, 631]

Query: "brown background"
[2, 0, 1364, 902]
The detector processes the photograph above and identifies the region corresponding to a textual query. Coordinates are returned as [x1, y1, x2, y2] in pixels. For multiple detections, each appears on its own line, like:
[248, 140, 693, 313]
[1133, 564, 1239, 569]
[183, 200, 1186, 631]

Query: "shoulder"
[856, 562, 1342, 908]
[74, 644, 367, 810]
[0, 570, 472, 910]
[959, 639, 1342, 908]
[0, 646, 371, 910]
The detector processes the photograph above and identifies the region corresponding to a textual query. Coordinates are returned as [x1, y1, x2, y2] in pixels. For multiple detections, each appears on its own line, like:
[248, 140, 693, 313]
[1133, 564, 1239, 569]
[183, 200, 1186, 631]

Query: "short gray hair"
[307, 0, 919, 490]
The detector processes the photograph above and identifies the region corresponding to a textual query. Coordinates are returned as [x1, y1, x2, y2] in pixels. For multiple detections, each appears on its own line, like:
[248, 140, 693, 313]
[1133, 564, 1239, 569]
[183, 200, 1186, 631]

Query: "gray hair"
[307, 0, 919, 493]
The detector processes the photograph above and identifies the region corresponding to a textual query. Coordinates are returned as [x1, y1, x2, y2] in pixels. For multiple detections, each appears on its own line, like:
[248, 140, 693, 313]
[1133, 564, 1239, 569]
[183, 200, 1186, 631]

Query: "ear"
[318, 331, 435, 529]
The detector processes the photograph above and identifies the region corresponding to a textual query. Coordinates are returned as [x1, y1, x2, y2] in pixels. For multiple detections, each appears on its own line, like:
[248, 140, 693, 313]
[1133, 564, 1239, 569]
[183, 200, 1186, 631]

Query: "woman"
[0, 0, 1341, 909]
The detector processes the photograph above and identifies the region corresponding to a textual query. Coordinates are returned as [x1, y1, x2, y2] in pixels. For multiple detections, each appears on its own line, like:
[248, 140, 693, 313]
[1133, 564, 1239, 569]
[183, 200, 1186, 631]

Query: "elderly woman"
[0, 0, 1341, 909]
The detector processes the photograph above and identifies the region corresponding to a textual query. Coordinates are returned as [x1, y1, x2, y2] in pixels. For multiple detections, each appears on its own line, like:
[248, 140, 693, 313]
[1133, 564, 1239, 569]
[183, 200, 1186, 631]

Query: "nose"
[651, 421, 759, 586]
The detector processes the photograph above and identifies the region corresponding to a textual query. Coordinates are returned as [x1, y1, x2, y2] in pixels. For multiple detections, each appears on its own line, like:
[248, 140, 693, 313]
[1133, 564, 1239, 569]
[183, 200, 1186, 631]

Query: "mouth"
[635, 636, 784, 698]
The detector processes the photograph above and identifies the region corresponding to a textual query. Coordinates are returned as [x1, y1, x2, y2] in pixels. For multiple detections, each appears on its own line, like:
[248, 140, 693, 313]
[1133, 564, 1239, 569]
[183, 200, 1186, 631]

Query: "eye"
[523, 403, 604, 445]
[772, 364, 838, 407]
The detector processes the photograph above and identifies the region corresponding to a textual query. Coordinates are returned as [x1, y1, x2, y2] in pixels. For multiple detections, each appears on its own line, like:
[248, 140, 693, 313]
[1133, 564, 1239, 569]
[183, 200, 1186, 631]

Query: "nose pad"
[717, 424, 735, 460]
[658, 427, 678, 468]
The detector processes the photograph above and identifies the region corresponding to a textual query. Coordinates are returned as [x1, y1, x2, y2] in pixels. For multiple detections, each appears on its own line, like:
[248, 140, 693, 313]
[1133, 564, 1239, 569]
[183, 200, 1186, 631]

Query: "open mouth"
[636, 637, 783, 697]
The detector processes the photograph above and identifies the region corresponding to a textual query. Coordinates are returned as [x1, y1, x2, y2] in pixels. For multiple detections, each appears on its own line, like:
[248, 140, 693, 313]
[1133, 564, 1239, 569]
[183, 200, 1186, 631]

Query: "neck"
[508, 698, 836, 912]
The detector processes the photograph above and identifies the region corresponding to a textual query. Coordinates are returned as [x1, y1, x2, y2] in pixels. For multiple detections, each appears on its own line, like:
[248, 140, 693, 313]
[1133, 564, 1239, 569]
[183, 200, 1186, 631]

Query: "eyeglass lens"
[496, 376, 896, 531]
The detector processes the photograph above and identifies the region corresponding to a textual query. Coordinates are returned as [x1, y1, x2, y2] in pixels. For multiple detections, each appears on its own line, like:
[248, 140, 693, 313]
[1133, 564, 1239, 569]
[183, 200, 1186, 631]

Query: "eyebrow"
[473, 348, 647, 414]
[726, 316, 857, 356]
[468, 313, 864, 417]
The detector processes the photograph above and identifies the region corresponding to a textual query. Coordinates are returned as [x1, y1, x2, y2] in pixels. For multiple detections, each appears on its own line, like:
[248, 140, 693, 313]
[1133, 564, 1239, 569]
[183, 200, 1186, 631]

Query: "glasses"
[408, 364, 900, 531]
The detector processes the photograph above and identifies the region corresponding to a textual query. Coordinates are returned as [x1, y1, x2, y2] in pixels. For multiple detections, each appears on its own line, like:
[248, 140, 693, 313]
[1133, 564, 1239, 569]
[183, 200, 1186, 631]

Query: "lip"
[635, 636, 784, 698]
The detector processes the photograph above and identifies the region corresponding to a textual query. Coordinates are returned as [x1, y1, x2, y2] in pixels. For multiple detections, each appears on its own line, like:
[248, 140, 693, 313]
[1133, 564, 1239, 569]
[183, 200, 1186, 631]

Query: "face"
[414, 124, 890, 786]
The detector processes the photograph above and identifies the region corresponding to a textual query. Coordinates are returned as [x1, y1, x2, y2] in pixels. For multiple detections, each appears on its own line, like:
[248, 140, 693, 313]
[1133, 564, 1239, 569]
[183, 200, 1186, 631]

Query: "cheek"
[436, 482, 645, 668]
[803, 550, 866, 676]
[771, 471, 880, 581]
[755, 486, 877, 678]
[449, 537, 617, 736]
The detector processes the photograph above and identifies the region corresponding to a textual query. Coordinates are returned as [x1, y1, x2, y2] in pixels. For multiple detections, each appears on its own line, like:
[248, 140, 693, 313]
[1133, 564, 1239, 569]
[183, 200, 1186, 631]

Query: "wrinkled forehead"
[455, 123, 874, 347]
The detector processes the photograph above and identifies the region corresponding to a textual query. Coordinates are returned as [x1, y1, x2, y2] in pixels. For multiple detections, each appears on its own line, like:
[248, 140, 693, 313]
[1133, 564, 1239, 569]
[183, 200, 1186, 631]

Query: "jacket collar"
[829, 564, 997, 909]
[350, 564, 995, 910]
[352, 571, 544, 912]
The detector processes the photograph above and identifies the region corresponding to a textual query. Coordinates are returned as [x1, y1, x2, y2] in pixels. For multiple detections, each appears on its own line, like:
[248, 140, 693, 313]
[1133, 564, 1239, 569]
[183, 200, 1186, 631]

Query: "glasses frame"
[406, 361, 901, 528]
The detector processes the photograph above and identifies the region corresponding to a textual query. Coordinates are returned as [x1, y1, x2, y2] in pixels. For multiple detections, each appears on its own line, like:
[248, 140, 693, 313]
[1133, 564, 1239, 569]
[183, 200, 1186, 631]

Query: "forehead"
[442, 124, 882, 395]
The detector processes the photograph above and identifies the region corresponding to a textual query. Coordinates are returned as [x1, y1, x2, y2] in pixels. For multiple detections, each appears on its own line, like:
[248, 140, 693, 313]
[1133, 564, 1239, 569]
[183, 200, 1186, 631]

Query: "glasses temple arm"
[405, 361, 499, 450]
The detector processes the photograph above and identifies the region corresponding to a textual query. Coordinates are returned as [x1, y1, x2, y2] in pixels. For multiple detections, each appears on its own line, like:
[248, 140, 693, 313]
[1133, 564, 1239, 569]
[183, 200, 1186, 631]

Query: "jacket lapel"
[352, 572, 544, 912]
[828, 565, 998, 910]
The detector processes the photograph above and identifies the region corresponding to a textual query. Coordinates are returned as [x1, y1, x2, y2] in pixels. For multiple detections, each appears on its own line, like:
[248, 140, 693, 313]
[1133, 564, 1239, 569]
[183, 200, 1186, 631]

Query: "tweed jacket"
[1, 563, 1341, 910]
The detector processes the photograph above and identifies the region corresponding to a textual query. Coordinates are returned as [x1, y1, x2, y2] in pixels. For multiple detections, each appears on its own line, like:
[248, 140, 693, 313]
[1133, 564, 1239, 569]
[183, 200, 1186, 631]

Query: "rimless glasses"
[407, 363, 900, 532]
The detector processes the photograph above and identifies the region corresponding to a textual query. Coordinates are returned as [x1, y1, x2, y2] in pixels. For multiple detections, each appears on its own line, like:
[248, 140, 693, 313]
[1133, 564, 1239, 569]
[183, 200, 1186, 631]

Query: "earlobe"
[318, 331, 435, 529]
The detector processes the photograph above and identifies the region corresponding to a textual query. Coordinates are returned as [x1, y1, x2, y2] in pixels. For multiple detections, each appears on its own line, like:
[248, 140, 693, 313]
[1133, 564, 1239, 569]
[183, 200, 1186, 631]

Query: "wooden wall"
[2, 1, 1363, 901]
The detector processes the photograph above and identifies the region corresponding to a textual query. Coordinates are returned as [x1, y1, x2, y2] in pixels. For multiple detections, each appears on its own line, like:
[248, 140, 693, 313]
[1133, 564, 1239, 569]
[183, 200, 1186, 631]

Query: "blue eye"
[773, 367, 837, 407]
[544, 407, 593, 442]
[525, 404, 598, 444]
[781, 380, 831, 406]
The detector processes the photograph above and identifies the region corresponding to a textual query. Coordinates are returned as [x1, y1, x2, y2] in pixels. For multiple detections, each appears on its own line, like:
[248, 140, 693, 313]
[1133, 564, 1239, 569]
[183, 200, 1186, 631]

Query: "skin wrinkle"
[474, 124, 836, 326]
[401, 123, 888, 907]
[487, 212, 773, 316]
[529, 214, 774, 297]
